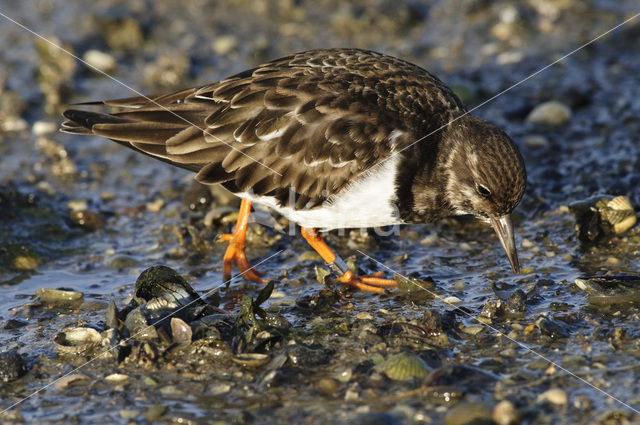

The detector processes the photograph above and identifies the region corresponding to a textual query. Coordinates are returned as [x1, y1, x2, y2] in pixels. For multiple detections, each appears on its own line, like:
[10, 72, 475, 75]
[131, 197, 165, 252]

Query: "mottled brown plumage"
[62, 49, 466, 208]
[62, 48, 526, 274]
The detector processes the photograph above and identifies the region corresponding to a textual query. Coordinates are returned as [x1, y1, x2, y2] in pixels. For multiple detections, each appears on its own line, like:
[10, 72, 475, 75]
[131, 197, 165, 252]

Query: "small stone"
[105, 373, 129, 384]
[344, 388, 359, 402]
[13, 255, 39, 271]
[146, 198, 164, 212]
[119, 410, 139, 419]
[523, 134, 550, 148]
[316, 378, 340, 396]
[444, 402, 492, 425]
[442, 296, 462, 304]
[493, 400, 519, 425]
[144, 377, 158, 386]
[209, 382, 231, 395]
[69, 210, 105, 231]
[212, 36, 238, 55]
[107, 255, 140, 269]
[55, 373, 90, 390]
[1, 116, 28, 132]
[32, 120, 57, 136]
[83, 49, 117, 73]
[67, 200, 88, 212]
[144, 405, 167, 421]
[356, 312, 374, 320]
[298, 251, 322, 262]
[526, 101, 571, 126]
[521, 238, 534, 249]
[537, 388, 568, 406]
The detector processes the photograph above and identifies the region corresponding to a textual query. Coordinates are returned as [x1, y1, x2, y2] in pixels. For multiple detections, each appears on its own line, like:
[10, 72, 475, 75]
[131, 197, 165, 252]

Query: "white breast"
[240, 156, 404, 230]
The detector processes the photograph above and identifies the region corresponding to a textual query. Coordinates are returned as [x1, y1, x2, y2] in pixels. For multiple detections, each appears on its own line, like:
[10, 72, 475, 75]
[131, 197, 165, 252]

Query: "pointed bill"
[490, 215, 520, 274]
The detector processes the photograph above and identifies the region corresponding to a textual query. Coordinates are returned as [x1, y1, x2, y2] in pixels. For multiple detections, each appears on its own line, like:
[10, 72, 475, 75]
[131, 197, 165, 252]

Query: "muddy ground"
[1, 0, 640, 424]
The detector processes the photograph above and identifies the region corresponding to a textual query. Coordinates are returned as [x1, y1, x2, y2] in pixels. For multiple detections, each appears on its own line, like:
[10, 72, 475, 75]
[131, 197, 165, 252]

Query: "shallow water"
[1, 0, 640, 423]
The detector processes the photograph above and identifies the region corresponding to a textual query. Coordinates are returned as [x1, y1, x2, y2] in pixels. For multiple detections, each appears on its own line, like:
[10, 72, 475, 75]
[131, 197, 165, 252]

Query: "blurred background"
[1, 1, 639, 424]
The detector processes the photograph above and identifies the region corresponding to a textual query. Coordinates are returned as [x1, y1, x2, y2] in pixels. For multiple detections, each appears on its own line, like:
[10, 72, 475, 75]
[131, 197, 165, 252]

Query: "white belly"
[240, 156, 403, 230]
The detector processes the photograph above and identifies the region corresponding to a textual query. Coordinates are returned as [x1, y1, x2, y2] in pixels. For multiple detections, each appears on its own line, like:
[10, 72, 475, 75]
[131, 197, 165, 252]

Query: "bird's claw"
[220, 233, 266, 283]
[337, 270, 397, 294]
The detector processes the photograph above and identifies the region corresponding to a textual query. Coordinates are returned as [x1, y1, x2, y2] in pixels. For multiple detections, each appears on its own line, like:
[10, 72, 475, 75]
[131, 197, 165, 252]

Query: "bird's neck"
[395, 140, 454, 224]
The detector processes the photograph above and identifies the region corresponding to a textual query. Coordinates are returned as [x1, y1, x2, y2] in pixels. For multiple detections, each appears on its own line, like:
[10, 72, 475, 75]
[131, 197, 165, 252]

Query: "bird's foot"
[219, 232, 266, 283]
[337, 270, 397, 294]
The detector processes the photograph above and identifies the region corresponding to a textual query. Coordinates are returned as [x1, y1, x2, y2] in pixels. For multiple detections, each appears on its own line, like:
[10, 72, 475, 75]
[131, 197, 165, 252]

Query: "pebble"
[82, 49, 117, 73]
[444, 402, 493, 425]
[212, 36, 238, 55]
[144, 404, 167, 421]
[523, 134, 550, 148]
[67, 200, 88, 212]
[209, 382, 231, 395]
[316, 377, 340, 396]
[521, 238, 534, 249]
[13, 255, 39, 271]
[298, 251, 323, 262]
[69, 210, 105, 231]
[537, 388, 568, 406]
[32, 120, 57, 136]
[55, 373, 90, 390]
[146, 198, 164, 212]
[442, 296, 462, 304]
[526, 101, 572, 126]
[520, 266, 535, 274]
[493, 400, 519, 425]
[1, 116, 28, 132]
[119, 410, 139, 419]
[105, 373, 129, 384]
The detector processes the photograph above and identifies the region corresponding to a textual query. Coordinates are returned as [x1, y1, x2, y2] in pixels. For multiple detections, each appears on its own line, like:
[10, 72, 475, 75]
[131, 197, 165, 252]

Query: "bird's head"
[441, 115, 527, 273]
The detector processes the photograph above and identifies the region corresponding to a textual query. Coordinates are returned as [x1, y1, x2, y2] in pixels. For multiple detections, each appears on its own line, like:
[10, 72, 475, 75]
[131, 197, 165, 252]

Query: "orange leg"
[300, 227, 397, 294]
[219, 199, 267, 283]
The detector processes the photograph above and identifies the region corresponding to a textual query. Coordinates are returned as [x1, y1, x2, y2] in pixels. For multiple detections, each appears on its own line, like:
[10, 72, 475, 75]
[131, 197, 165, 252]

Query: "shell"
[170, 317, 192, 345]
[377, 352, 430, 381]
[105, 373, 129, 384]
[36, 288, 83, 303]
[53, 327, 102, 355]
[601, 196, 636, 234]
[231, 353, 270, 367]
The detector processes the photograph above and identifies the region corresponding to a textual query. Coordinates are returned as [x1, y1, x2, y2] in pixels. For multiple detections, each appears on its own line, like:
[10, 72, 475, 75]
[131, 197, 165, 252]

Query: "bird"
[61, 48, 527, 294]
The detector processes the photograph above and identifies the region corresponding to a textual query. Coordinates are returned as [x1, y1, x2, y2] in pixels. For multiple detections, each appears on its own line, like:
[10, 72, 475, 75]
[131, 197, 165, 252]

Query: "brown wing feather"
[61, 48, 466, 209]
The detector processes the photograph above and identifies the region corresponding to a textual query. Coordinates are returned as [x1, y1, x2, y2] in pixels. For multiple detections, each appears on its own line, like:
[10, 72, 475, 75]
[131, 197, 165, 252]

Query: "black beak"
[490, 215, 520, 274]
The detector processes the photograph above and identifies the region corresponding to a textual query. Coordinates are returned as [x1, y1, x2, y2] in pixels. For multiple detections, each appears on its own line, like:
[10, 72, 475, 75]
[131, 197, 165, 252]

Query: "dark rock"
[0, 351, 28, 382]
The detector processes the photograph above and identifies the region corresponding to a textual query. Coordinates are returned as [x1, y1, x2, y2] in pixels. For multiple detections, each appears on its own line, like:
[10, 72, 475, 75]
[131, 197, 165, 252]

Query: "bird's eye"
[476, 184, 491, 198]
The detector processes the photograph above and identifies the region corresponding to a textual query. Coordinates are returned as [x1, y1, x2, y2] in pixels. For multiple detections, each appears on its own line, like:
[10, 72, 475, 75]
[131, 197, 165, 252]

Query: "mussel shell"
[53, 327, 102, 354]
[607, 195, 633, 211]
[231, 353, 270, 367]
[575, 275, 640, 297]
[36, 288, 83, 303]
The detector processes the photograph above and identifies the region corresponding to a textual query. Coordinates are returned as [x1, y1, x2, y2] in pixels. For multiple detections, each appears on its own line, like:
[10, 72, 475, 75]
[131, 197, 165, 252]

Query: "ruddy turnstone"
[61, 48, 526, 293]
